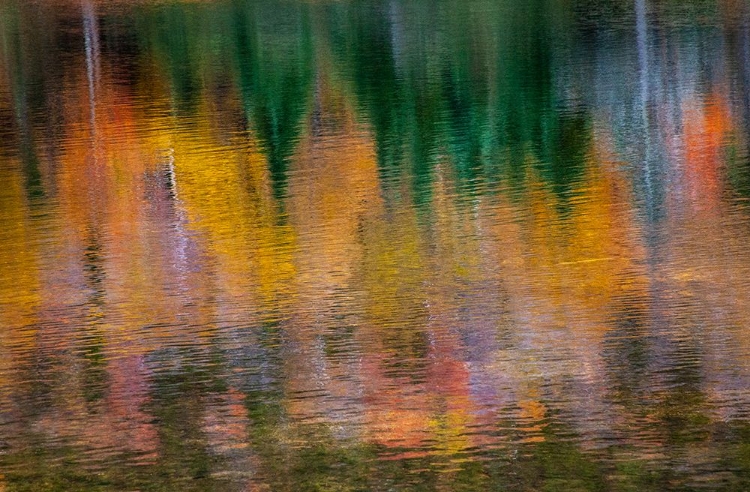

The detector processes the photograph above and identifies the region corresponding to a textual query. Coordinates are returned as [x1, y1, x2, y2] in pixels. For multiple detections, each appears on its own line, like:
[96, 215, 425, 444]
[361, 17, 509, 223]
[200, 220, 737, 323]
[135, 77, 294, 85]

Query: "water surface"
[2, 0, 750, 490]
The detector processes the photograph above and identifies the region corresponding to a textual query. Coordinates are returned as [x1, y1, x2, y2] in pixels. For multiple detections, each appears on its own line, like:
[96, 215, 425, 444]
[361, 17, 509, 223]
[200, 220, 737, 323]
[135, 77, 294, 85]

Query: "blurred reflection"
[2, 0, 750, 490]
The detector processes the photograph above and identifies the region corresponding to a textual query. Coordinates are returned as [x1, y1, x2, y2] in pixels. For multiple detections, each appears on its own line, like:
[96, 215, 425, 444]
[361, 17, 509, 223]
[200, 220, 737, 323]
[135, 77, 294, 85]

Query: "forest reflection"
[2, 0, 750, 490]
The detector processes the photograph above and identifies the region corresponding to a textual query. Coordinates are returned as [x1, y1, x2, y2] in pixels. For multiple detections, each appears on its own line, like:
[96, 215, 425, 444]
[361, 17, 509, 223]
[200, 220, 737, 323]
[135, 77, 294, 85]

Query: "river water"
[2, 0, 750, 490]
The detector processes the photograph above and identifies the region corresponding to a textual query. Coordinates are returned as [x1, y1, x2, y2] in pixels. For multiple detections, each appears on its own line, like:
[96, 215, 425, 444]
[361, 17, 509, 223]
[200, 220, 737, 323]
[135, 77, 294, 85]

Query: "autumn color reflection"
[2, 0, 750, 490]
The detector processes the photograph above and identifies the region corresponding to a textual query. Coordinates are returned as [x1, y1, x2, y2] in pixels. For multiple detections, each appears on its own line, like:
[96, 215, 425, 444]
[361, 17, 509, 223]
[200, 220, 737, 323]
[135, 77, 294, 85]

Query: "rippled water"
[2, 0, 750, 490]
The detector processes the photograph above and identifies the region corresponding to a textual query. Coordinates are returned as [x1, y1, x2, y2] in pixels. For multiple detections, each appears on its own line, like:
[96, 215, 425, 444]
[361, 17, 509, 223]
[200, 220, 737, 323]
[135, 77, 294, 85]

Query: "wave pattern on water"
[2, 0, 750, 490]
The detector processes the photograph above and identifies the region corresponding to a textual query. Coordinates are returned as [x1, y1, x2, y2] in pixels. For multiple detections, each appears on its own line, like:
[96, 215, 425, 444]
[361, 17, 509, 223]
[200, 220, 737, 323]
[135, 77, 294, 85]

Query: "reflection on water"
[2, 0, 750, 489]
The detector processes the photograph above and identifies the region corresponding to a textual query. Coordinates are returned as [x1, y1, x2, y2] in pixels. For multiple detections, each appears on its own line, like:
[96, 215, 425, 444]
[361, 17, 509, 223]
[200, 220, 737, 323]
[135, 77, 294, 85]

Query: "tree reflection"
[1, 0, 750, 490]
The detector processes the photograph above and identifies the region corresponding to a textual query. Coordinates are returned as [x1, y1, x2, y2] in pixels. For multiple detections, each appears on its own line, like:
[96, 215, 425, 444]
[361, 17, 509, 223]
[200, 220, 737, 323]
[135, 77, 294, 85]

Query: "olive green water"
[2, 0, 750, 490]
